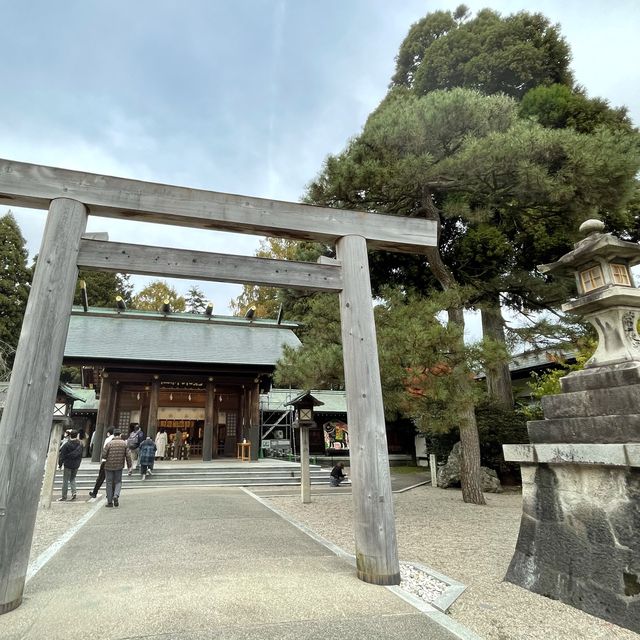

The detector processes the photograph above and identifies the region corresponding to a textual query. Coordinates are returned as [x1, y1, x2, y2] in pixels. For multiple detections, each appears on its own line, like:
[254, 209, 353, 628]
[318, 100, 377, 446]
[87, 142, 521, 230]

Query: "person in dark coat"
[102, 429, 132, 508]
[89, 428, 114, 499]
[138, 437, 157, 479]
[329, 462, 348, 487]
[58, 429, 83, 501]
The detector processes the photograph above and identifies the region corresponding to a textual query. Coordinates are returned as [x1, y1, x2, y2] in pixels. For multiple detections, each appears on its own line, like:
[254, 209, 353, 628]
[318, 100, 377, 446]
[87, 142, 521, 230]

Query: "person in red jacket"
[58, 429, 83, 501]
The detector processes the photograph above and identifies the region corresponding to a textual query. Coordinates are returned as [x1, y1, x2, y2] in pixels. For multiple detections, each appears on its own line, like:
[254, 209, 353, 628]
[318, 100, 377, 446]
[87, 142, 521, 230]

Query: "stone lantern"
[503, 220, 640, 632]
[541, 218, 640, 369]
[286, 391, 324, 504]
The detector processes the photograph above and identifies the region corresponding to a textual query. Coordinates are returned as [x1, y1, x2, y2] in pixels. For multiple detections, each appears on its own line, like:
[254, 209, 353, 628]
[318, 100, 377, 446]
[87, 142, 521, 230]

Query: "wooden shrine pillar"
[250, 381, 260, 460]
[146, 376, 160, 440]
[212, 388, 219, 458]
[109, 380, 120, 428]
[203, 378, 215, 461]
[92, 375, 113, 462]
[0, 198, 87, 614]
[239, 385, 246, 442]
[299, 423, 312, 504]
[335, 234, 400, 586]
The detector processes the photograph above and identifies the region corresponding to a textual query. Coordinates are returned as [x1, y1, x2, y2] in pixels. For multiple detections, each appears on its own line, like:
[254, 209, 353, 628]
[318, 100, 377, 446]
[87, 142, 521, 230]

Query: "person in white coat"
[155, 429, 168, 460]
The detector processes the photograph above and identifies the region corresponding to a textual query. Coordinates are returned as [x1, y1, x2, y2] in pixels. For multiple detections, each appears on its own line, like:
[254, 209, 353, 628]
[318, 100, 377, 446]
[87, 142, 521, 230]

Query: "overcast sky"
[2, 0, 639, 333]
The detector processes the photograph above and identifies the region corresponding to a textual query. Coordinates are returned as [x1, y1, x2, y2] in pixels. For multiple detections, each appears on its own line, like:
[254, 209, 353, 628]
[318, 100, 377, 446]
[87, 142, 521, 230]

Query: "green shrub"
[422, 399, 529, 483]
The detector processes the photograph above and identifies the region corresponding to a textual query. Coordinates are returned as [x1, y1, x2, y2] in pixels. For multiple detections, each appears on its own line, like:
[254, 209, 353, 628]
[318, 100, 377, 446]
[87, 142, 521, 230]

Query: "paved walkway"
[0, 487, 463, 640]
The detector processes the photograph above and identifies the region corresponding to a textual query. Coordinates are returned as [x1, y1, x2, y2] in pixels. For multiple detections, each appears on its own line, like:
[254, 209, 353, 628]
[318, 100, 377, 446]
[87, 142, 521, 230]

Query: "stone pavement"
[0, 487, 467, 640]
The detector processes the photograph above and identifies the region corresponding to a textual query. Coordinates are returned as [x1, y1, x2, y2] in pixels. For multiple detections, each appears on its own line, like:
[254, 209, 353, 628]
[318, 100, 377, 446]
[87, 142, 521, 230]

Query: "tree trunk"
[424, 247, 486, 505]
[420, 192, 486, 505]
[481, 298, 514, 408]
[458, 404, 486, 505]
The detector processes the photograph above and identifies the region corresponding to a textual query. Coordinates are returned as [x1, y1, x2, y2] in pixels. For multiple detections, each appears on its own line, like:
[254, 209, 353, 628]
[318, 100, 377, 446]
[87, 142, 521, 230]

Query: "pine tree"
[185, 285, 207, 313]
[74, 271, 133, 308]
[0, 212, 31, 367]
[389, 6, 636, 408]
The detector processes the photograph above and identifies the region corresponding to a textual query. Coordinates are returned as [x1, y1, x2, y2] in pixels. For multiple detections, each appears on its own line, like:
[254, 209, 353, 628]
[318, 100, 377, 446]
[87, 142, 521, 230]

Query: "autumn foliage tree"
[131, 280, 186, 312]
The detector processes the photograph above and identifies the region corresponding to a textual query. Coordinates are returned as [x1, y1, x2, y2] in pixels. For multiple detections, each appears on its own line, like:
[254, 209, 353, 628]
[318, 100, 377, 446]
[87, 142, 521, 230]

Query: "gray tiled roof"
[64, 309, 301, 366]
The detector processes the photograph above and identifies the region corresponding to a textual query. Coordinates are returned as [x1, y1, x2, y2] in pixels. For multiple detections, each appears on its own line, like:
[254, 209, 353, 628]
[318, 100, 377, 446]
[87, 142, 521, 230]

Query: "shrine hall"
[63, 305, 301, 462]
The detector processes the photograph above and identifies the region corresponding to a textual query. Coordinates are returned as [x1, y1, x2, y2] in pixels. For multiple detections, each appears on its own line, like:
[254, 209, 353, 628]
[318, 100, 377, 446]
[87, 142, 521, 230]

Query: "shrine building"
[63, 306, 301, 461]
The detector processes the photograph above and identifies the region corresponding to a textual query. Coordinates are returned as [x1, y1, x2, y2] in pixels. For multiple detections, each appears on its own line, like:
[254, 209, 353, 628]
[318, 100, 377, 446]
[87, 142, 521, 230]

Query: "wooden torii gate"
[0, 159, 437, 613]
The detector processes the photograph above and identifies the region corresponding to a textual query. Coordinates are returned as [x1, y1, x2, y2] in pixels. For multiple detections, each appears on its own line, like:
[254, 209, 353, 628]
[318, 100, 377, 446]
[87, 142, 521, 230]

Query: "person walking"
[139, 436, 157, 479]
[126, 424, 145, 470]
[59, 428, 71, 451]
[102, 428, 132, 508]
[58, 429, 83, 501]
[88, 428, 114, 498]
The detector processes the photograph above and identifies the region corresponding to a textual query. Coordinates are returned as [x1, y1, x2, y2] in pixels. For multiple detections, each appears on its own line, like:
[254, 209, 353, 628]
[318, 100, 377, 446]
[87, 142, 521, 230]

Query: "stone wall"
[503, 361, 640, 633]
[506, 464, 640, 630]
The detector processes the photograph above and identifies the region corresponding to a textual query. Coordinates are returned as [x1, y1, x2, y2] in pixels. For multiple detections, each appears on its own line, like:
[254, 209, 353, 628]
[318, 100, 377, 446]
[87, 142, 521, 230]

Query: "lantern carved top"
[539, 220, 640, 314]
[539, 221, 640, 369]
[540, 220, 640, 277]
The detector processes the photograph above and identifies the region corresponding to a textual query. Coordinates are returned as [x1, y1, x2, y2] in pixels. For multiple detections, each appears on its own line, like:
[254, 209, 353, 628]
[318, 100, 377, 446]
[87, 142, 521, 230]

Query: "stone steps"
[54, 463, 332, 489]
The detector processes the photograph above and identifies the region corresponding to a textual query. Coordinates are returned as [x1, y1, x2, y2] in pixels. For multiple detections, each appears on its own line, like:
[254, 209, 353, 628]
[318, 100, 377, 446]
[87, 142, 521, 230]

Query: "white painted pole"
[0, 198, 87, 614]
[430, 453, 438, 488]
[300, 425, 311, 504]
[39, 420, 66, 510]
[336, 234, 400, 586]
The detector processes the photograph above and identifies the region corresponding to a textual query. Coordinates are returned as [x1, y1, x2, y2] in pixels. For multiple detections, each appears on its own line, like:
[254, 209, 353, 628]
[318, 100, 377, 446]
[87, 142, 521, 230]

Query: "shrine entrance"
[0, 158, 436, 613]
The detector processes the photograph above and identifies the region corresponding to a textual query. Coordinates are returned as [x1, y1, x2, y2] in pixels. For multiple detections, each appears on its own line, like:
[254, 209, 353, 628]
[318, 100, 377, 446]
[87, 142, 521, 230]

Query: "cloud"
[2, 0, 639, 323]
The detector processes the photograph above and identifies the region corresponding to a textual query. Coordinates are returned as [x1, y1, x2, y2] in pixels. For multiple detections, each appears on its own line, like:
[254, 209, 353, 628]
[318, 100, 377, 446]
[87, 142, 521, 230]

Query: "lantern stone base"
[503, 362, 640, 633]
[503, 462, 640, 632]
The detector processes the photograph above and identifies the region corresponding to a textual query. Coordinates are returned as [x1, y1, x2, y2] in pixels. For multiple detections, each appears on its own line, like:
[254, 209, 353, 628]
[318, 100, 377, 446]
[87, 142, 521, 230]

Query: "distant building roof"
[262, 389, 346, 414]
[0, 381, 86, 411]
[59, 382, 86, 403]
[475, 348, 577, 381]
[509, 349, 576, 374]
[67, 385, 100, 412]
[64, 307, 301, 367]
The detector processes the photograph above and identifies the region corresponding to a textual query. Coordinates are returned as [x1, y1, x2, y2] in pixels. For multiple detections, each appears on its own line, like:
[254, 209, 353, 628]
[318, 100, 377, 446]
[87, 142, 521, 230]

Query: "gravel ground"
[266, 486, 640, 640]
[29, 499, 95, 562]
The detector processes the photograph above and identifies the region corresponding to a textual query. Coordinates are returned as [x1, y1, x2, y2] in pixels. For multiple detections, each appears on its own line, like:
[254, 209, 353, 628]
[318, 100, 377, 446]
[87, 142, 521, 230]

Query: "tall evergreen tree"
[185, 285, 207, 314]
[388, 6, 636, 407]
[0, 212, 31, 368]
[391, 6, 572, 99]
[74, 270, 133, 308]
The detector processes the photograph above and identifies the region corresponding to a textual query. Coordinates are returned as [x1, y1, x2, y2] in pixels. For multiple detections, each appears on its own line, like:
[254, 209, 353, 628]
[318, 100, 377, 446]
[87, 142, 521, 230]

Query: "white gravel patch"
[400, 561, 448, 603]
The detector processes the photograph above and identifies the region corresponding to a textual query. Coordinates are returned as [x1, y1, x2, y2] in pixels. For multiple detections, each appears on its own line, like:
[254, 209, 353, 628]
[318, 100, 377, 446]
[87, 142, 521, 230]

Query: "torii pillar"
[0, 198, 87, 613]
[336, 235, 400, 585]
